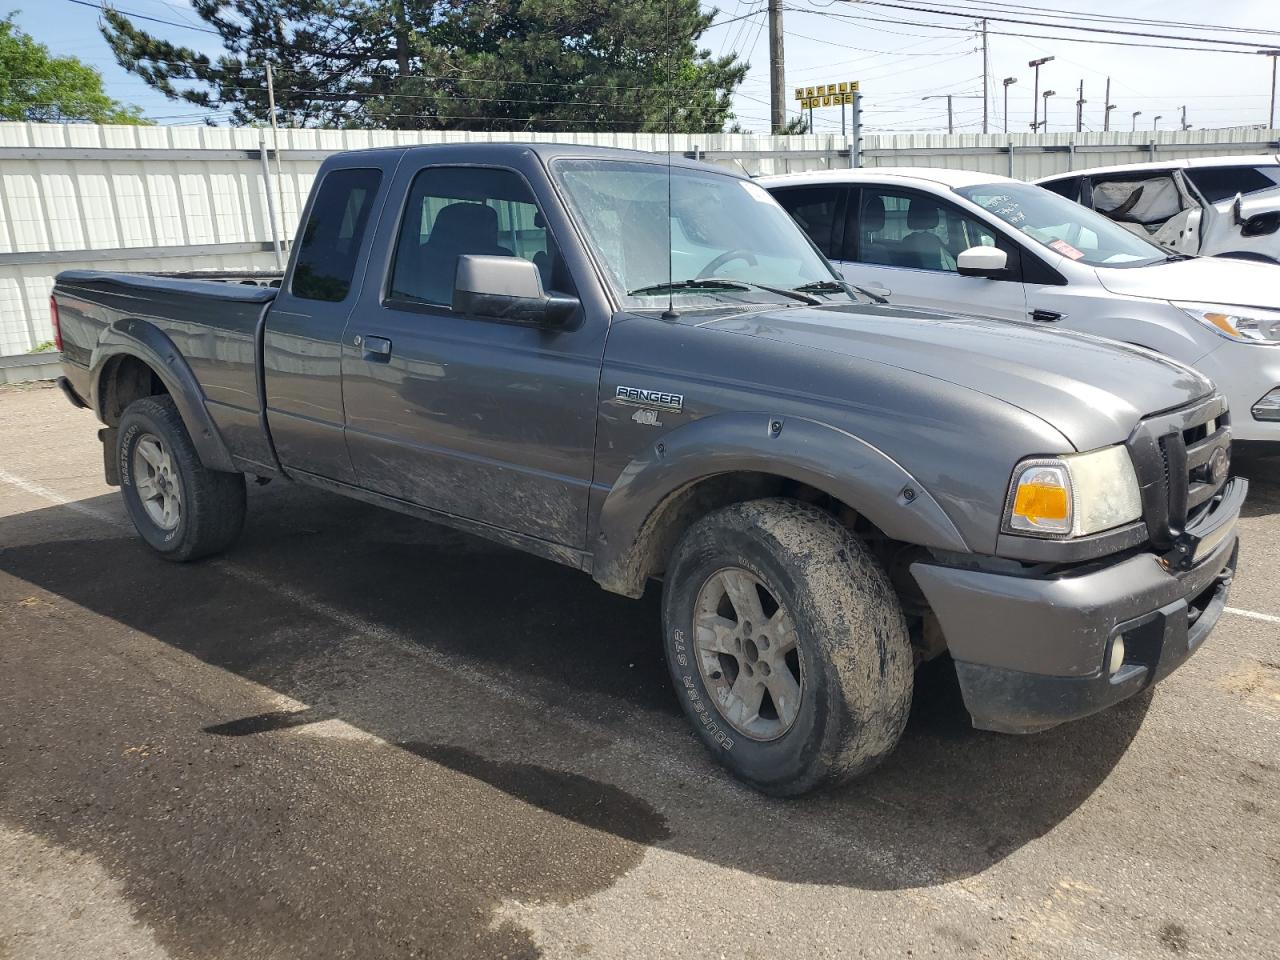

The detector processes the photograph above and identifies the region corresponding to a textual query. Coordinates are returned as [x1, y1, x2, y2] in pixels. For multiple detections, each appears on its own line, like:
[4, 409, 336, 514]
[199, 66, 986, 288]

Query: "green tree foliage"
[102, 0, 748, 132]
[0, 14, 146, 123]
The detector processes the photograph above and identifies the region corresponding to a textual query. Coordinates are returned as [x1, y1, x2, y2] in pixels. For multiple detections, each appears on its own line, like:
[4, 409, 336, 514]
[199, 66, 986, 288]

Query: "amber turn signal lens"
[1013, 481, 1069, 526]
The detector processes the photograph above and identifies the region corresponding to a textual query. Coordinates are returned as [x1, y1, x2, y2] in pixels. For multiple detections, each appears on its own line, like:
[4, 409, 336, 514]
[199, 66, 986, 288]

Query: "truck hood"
[701, 303, 1212, 452]
[1094, 255, 1279, 308]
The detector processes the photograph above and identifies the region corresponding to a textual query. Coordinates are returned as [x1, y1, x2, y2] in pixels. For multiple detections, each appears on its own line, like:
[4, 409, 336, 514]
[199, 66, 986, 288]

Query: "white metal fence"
[3, 120, 1277, 355]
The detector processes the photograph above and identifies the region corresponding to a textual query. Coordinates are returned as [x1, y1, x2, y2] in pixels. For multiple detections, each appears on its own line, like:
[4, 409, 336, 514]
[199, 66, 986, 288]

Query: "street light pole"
[1132, 110, 1142, 131]
[1152, 114, 1162, 131]
[1028, 56, 1053, 130]
[1002, 77, 1017, 133]
[1261, 50, 1280, 129]
[1041, 90, 1055, 132]
[920, 94, 954, 134]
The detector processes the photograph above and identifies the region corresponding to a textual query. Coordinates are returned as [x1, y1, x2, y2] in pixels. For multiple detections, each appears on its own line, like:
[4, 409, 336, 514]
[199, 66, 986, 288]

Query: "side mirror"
[956, 245, 1009, 278]
[1241, 211, 1280, 238]
[452, 255, 579, 327]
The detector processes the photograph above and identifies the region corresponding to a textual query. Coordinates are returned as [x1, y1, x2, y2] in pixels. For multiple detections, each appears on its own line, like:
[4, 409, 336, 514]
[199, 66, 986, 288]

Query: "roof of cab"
[1036, 153, 1280, 182]
[756, 166, 1014, 190]
[322, 141, 745, 177]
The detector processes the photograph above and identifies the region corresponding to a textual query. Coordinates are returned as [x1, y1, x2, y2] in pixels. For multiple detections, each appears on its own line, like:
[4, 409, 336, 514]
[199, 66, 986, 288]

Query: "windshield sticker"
[973, 193, 1026, 226]
[1048, 239, 1085, 260]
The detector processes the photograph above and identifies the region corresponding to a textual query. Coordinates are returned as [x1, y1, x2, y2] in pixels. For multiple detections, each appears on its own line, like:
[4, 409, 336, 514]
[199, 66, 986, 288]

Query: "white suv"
[1037, 155, 1280, 264]
[761, 168, 1280, 449]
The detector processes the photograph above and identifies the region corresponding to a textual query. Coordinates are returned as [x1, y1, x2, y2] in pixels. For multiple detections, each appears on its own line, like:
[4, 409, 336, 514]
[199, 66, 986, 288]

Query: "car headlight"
[1005, 445, 1142, 538]
[1174, 301, 1280, 344]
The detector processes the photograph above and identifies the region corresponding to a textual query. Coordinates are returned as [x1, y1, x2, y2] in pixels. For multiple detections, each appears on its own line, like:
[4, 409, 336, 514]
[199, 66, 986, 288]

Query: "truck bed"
[54, 270, 282, 473]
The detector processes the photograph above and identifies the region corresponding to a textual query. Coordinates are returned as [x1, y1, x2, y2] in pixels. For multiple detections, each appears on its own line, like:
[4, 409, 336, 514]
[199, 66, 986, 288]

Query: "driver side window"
[388, 166, 572, 308]
[854, 187, 1007, 274]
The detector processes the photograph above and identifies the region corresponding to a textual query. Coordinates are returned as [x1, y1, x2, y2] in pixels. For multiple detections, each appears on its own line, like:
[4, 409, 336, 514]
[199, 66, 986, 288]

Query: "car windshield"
[552, 158, 852, 310]
[955, 181, 1169, 268]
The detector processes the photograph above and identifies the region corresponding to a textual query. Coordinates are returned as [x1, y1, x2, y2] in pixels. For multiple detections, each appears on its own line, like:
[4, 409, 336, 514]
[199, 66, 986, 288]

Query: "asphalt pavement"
[1, 380, 1278, 960]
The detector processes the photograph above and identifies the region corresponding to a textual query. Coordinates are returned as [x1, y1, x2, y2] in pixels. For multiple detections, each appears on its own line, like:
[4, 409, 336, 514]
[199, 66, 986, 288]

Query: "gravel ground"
[1, 380, 1278, 960]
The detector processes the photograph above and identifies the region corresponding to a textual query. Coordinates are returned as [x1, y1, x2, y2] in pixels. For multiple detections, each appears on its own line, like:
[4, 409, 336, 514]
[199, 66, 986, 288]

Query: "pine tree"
[101, 0, 748, 132]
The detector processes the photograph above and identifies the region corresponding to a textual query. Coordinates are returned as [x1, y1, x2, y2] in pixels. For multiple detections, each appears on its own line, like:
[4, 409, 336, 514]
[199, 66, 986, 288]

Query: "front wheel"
[118, 396, 246, 562]
[662, 499, 913, 796]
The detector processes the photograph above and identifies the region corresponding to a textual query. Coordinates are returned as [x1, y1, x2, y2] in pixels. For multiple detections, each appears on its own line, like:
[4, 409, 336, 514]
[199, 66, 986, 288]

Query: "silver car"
[1037, 155, 1280, 265]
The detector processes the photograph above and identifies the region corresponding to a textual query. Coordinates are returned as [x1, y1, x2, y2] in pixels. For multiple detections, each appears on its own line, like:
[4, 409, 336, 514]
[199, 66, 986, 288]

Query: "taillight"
[50, 295, 62, 352]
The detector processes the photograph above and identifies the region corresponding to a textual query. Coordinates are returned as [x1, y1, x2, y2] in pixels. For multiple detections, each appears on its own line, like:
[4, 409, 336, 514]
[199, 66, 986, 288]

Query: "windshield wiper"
[628, 277, 821, 305]
[792, 279, 886, 304]
[795, 279, 888, 304]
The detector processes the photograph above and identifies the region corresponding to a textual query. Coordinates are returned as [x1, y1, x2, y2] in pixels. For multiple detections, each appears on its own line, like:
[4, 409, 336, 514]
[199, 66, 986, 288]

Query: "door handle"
[357, 335, 393, 361]
[1029, 309, 1063, 323]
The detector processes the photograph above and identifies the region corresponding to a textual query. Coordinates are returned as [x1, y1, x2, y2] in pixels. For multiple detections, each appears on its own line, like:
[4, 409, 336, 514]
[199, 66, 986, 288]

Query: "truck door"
[264, 162, 394, 483]
[832, 185, 1028, 321]
[340, 162, 605, 548]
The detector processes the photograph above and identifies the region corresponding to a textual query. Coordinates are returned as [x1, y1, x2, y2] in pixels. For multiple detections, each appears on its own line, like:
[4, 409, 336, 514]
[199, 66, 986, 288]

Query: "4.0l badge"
[616, 385, 683, 412]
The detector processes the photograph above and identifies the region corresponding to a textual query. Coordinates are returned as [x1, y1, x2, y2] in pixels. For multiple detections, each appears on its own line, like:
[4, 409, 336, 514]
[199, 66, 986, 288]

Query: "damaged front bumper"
[911, 476, 1246, 734]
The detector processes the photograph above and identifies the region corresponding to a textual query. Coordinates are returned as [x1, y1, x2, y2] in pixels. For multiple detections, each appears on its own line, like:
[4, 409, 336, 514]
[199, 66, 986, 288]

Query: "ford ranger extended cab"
[52, 143, 1246, 796]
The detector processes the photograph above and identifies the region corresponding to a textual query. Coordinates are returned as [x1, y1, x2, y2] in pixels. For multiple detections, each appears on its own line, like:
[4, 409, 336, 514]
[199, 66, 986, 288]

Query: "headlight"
[1005, 445, 1142, 538]
[1174, 301, 1280, 344]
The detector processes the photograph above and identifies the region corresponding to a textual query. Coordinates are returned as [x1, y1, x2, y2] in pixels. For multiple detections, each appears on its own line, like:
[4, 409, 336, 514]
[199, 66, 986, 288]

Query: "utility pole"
[1028, 56, 1054, 131]
[1002, 77, 1017, 133]
[1103, 77, 1115, 131]
[1042, 90, 1056, 132]
[265, 62, 286, 259]
[768, 0, 786, 133]
[1132, 110, 1142, 131]
[1075, 80, 1086, 133]
[1181, 105, 1190, 130]
[1261, 50, 1280, 129]
[981, 19, 989, 133]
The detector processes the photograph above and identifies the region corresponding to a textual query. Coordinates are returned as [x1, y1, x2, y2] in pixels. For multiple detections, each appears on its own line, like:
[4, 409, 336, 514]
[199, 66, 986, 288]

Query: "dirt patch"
[1218, 660, 1280, 706]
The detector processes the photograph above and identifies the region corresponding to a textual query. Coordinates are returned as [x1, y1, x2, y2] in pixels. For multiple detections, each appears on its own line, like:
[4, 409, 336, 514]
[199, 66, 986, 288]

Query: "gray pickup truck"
[53, 143, 1246, 795]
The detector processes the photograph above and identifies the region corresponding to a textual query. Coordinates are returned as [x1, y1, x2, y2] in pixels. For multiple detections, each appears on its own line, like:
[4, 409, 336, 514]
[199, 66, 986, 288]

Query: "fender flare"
[89, 317, 237, 473]
[590, 411, 969, 596]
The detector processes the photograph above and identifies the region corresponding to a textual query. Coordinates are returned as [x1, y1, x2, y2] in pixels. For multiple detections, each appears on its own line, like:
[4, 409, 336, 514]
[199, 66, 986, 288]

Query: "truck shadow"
[0, 484, 1152, 896]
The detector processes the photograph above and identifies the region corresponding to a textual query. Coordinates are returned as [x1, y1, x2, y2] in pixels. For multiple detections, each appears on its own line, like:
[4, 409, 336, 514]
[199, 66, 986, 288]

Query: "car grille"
[1126, 395, 1231, 549]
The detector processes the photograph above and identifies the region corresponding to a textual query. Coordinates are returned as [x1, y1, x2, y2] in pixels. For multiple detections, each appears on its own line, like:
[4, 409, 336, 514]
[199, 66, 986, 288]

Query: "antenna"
[661, 2, 679, 321]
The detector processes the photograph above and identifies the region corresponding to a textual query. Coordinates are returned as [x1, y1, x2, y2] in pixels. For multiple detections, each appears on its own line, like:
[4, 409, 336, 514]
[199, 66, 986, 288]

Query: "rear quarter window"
[1185, 166, 1280, 203]
[292, 168, 383, 302]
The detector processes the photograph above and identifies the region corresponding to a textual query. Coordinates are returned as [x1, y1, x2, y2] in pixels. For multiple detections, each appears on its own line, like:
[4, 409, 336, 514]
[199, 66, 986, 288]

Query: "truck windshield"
[552, 158, 851, 310]
[954, 181, 1168, 268]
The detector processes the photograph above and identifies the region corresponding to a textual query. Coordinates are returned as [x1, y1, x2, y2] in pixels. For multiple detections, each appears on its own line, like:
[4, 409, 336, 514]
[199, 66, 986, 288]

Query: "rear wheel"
[118, 396, 246, 562]
[662, 498, 913, 796]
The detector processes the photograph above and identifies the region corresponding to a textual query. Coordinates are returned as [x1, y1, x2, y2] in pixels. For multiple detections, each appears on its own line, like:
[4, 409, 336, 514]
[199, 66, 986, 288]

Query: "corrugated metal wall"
[3, 121, 1277, 355]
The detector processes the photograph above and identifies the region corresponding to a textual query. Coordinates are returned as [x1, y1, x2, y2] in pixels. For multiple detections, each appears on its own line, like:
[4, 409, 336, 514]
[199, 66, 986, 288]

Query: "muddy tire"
[662, 498, 912, 796]
[118, 396, 246, 562]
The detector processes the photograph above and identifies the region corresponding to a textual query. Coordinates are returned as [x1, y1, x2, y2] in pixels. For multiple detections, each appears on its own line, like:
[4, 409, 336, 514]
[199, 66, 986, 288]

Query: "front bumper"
[911, 476, 1246, 734]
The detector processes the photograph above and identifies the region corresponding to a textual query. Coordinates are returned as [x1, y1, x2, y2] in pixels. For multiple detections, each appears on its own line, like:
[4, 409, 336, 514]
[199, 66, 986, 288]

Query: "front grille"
[1127, 395, 1230, 549]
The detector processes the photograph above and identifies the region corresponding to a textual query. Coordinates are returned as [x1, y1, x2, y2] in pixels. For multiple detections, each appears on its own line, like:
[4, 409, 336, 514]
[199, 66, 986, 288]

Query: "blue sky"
[8, 0, 1279, 132]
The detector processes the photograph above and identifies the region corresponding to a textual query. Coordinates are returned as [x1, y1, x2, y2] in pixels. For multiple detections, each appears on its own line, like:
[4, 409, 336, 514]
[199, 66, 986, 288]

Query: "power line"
[803, 4, 1274, 55]
[844, 0, 1279, 50]
[59, 0, 221, 35]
